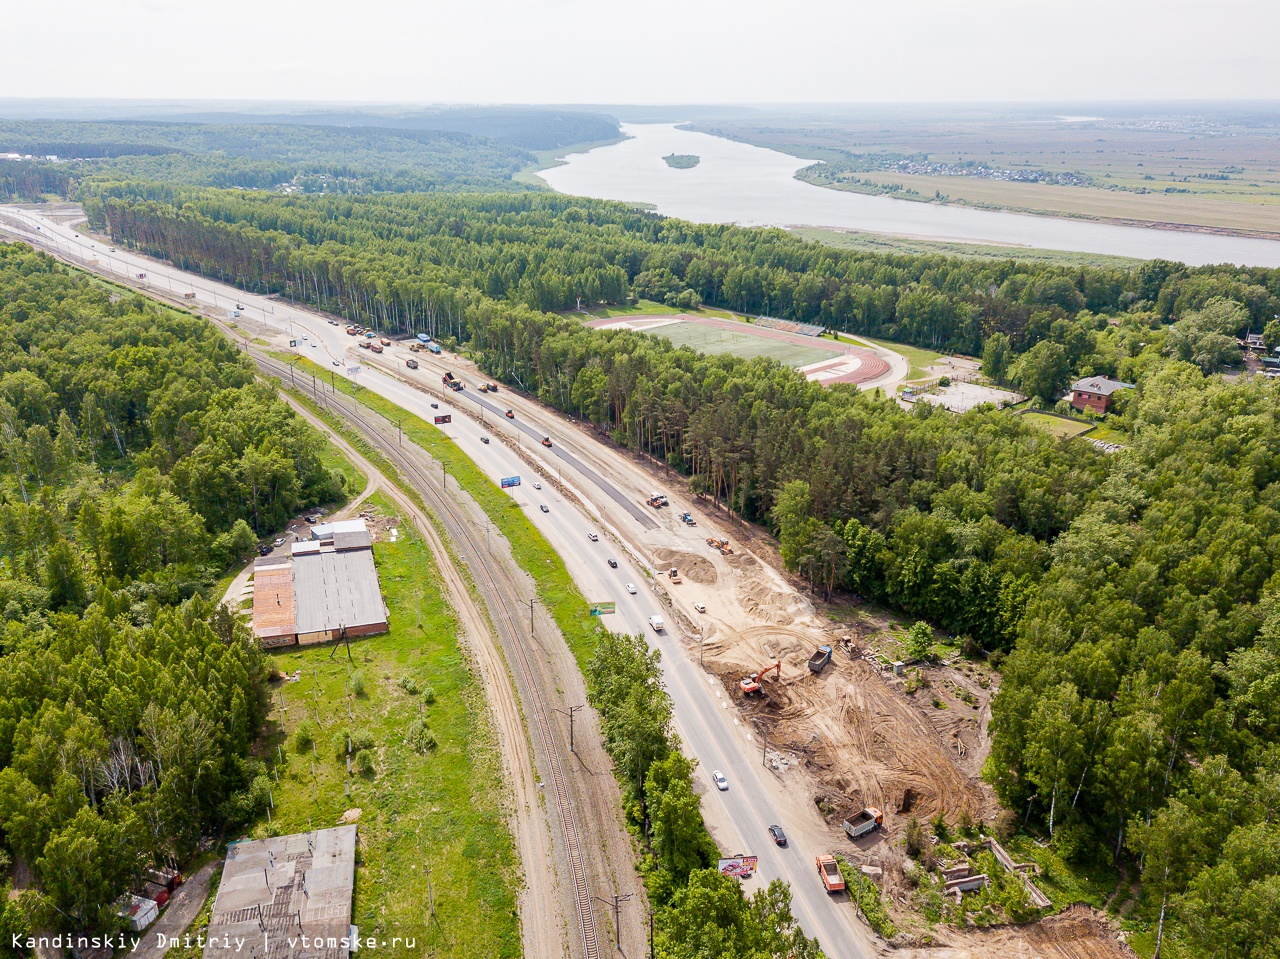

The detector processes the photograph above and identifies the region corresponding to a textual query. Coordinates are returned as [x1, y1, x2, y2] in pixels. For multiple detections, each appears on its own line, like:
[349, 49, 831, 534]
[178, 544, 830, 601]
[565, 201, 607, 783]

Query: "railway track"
[251, 352, 600, 959]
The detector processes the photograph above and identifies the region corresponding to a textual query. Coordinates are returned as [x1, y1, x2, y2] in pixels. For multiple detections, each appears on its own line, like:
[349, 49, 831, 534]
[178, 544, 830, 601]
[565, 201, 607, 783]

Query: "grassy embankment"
[281, 354, 604, 670]
[794, 227, 1144, 270]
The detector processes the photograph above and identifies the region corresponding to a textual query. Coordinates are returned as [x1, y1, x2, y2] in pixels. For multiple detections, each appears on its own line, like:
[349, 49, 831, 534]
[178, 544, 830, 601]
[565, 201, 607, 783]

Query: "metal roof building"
[204, 825, 358, 959]
[252, 519, 388, 648]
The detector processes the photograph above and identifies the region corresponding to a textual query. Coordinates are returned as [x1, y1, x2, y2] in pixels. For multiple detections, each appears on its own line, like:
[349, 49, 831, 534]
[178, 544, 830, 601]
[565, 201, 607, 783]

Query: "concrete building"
[252, 519, 388, 648]
[204, 826, 357, 959]
[1068, 376, 1133, 415]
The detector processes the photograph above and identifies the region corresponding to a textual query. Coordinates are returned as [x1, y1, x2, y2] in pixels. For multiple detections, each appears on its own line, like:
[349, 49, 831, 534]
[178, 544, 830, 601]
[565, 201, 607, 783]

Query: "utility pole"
[593, 893, 632, 949]
[529, 598, 535, 640]
[762, 728, 768, 767]
[555, 704, 583, 752]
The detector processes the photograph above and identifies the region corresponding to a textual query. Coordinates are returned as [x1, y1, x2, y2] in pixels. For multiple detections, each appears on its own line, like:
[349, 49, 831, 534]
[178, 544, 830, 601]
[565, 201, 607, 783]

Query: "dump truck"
[668, 567, 682, 584]
[842, 807, 884, 840]
[816, 856, 845, 893]
[442, 372, 463, 391]
[428, 343, 441, 354]
[370, 343, 383, 353]
[479, 383, 491, 392]
[808, 646, 832, 673]
[740, 661, 781, 696]
[485, 382, 498, 392]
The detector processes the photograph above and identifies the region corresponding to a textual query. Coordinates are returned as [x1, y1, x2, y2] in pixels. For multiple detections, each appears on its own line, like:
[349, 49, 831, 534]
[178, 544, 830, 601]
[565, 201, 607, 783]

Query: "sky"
[7, 0, 1280, 105]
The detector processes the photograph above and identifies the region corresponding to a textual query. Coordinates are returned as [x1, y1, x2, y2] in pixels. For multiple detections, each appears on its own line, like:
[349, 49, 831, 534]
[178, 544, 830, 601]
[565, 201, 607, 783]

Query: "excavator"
[706, 537, 734, 555]
[740, 661, 781, 696]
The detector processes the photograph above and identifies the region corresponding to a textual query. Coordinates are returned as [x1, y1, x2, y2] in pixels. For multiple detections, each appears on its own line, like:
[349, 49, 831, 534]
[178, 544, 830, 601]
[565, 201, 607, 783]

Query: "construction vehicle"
[740, 661, 781, 696]
[406, 358, 419, 369]
[816, 856, 845, 893]
[183, 292, 196, 299]
[346, 327, 358, 336]
[359, 340, 371, 349]
[808, 646, 832, 673]
[442, 372, 463, 392]
[679, 511, 696, 526]
[842, 808, 884, 840]
[707, 537, 734, 555]
[485, 382, 499, 392]
[668, 567, 682, 584]
[647, 492, 668, 508]
[541, 436, 552, 448]
[417, 333, 430, 343]
[370, 343, 383, 353]
[379, 337, 391, 346]
[428, 343, 442, 354]
[479, 383, 491, 392]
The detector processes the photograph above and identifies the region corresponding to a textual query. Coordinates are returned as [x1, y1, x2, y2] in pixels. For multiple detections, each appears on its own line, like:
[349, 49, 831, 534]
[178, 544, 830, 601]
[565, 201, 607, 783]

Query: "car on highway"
[301, 333, 307, 339]
[109, 247, 116, 252]
[768, 825, 787, 846]
[625, 583, 637, 594]
[694, 603, 706, 613]
[540, 504, 550, 513]
[481, 436, 490, 444]
[587, 532, 598, 542]
[608, 559, 618, 568]
[332, 360, 341, 366]
[311, 342, 317, 348]
[712, 771, 729, 791]
[430, 403, 439, 409]
[505, 409, 514, 418]
[532, 482, 541, 490]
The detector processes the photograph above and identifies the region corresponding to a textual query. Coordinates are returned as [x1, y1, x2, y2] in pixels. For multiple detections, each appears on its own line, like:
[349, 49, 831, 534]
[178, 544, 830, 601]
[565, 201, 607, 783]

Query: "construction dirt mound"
[652, 548, 717, 585]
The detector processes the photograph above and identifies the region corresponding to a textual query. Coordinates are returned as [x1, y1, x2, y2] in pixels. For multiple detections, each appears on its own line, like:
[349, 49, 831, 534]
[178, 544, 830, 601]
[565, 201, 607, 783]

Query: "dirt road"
[128, 861, 218, 959]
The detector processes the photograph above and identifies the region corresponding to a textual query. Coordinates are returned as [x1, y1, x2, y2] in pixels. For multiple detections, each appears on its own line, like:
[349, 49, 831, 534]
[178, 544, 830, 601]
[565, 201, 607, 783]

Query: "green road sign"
[589, 601, 616, 616]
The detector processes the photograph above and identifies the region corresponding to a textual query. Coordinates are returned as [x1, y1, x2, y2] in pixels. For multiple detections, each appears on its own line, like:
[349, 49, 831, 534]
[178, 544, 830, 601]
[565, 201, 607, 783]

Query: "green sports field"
[654, 320, 840, 368]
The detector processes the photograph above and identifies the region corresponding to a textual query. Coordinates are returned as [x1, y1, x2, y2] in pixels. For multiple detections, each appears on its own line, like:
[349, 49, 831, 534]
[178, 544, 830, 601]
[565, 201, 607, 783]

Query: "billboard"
[717, 856, 758, 879]
[434, 415, 451, 425]
[500, 475, 521, 489]
[589, 601, 616, 616]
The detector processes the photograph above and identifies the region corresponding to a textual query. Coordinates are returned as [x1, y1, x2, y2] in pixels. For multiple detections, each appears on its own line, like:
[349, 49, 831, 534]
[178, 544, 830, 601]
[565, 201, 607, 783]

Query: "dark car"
[258, 545, 271, 556]
[608, 559, 618, 568]
[431, 402, 439, 409]
[768, 825, 787, 847]
[539, 504, 550, 513]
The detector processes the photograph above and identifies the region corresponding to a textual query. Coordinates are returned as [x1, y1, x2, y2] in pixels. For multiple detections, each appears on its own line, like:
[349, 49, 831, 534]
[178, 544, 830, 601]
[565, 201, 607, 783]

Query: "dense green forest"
[0, 120, 542, 198]
[0, 245, 344, 935]
[89, 186, 1280, 954]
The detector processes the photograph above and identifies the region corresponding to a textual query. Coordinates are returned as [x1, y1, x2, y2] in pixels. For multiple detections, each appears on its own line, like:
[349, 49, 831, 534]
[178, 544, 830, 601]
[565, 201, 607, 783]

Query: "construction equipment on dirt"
[647, 492, 668, 508]
[679, 511, 696, 526]
[740, 661, 781, 696]
[668, 567, 682, 584]
[442, 371, 463, 391]
[842, 807, 884, 840]
[706, 537, 734, 555]
[807, 645, 833, 673]
[815, 855, 845, 892]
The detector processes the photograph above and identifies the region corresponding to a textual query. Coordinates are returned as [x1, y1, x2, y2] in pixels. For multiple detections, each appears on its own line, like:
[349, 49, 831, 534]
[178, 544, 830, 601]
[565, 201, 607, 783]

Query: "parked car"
[625, 583, 638, 594]
[712, 771, 729, 792]
[768, 825, 787, 846]
[273, 538, 285, 547]
[258, 545, 271, 556]
[608, 559, 618, 568]
[540, 504, 550, 513]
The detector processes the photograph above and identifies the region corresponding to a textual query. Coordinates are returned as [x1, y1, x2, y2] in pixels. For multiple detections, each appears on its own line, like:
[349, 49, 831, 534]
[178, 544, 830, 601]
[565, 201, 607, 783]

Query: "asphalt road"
[0, 206, 871, 959]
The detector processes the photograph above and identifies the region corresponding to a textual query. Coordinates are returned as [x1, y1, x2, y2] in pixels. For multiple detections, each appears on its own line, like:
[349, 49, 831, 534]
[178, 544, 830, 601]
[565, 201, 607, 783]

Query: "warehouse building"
[204, 825, 358, 959]
[252, 519, 388, 648]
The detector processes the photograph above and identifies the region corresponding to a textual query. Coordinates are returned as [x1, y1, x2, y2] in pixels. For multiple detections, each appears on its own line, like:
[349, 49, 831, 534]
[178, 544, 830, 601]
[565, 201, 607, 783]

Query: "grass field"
[253, 493, 520, 959]
[1019, 411, 1096, 439]
[794, 227, 1144, 268]
[655, 319, 840, 367]
[840, 332, 943, 371]
[574, 298, 740, 322]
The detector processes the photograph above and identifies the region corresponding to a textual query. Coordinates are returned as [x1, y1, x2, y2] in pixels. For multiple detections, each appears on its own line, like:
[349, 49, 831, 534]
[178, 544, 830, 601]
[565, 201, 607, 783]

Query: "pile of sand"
[652, 547, 717, 585]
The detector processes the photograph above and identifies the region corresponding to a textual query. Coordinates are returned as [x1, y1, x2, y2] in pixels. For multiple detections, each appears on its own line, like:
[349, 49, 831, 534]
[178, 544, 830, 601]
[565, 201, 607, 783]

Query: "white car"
[694, 603, 706, 613]
[712, 771, 728, 791]
[625, 583, 638, 595]
[533, 482, 542, 490]
[311, 341, 317, 348]
[588, 532, 598, 542]
[273, 538, 285, 548]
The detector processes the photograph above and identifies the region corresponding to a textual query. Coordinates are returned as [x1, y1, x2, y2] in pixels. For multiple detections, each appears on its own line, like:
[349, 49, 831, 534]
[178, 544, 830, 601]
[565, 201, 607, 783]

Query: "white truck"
[648, 615, 665, 633]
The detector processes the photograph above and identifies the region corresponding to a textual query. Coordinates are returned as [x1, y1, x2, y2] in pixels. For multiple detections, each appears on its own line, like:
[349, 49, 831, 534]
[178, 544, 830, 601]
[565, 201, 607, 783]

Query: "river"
[539, 124, 1280, 267]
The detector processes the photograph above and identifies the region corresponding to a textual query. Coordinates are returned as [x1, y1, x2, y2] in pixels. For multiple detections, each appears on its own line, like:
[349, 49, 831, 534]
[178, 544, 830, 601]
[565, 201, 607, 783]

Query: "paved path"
[131, 861, 219, 958]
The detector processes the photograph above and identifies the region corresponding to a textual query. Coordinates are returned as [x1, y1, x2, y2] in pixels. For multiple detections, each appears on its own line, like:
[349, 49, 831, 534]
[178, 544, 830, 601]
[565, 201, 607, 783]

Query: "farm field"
[251, 494, 520, 959]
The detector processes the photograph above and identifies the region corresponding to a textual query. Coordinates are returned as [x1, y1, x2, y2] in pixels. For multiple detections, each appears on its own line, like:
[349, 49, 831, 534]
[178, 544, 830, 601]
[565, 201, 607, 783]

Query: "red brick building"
[1069, 376, 1133, 415]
